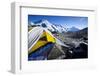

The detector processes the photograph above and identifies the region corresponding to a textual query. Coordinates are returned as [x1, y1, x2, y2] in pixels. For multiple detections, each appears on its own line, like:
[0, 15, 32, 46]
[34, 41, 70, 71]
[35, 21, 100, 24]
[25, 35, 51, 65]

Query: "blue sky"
[28, 15, 88, 29]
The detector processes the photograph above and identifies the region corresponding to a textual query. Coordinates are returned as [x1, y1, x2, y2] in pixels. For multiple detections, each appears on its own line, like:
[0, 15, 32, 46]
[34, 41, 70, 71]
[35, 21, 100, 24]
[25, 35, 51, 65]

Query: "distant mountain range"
[29, 19, 81, 33]
[67, 27, 79, 32]
[66, 27, 88, 39]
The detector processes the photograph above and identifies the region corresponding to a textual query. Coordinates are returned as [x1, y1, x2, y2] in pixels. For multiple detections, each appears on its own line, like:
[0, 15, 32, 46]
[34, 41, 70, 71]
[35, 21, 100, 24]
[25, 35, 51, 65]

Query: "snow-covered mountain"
[30, 19, 67, 33]
[67, 26, 80, 32]
[29, 19, 80, 33]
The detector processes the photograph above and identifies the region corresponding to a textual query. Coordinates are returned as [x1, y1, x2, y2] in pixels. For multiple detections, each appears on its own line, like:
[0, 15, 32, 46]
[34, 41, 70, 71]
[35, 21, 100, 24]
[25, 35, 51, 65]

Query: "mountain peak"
[30, 19, 68, 33]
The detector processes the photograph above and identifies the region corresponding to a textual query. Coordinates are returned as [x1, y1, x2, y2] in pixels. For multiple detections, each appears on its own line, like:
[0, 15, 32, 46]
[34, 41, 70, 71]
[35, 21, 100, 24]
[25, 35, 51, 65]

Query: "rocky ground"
[50, 28, 88, 59]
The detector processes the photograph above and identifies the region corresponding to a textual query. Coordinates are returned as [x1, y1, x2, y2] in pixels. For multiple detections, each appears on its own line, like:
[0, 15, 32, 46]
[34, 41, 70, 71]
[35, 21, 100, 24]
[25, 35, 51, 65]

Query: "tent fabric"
[29, 30, 56, 54]
[28, 27, 43, 51]
[28, 27, 68, 51]
[28, 27, 68, 60]
[28, 43, 54, 60]
[45, 31, 55, 42]
[29, 40, 48, 54]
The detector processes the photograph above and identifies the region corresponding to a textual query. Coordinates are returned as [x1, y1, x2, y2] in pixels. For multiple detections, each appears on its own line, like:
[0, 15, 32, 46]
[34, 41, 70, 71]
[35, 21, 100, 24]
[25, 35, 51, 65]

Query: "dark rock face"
[62, 43, 88, 59]
[72, 43, 88, 58]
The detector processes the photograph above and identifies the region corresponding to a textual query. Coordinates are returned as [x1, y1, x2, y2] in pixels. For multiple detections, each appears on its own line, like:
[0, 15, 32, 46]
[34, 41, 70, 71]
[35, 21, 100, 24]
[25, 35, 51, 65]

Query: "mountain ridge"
[29, 19, 84, 33]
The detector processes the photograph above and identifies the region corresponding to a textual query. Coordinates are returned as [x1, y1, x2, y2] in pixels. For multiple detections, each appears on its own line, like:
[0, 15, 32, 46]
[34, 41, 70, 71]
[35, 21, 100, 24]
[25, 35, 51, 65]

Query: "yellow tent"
[29, 30, 56, 54]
